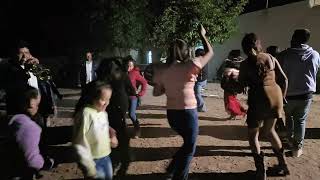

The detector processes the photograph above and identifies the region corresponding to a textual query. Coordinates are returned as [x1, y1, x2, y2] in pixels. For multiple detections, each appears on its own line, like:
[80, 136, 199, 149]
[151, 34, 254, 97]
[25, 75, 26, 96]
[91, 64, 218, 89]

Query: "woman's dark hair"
[18, 86, 39, 113]
[241, 33, 258, 56]
[96, 57, 124, 82]
[123, 55, 135, 71]
[167, 39, 190, 64]
[74, 80, 112, 115]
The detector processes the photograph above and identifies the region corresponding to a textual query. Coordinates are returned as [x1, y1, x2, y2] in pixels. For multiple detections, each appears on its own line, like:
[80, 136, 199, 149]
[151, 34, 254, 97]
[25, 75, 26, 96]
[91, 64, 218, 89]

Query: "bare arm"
[194, 25, 214, 68]
[274, 57, 288, 97]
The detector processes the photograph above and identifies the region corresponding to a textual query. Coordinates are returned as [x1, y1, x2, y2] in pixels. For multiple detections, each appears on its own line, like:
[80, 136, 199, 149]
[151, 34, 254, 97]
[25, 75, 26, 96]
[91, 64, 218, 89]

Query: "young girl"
[147, 25, 213, 180]
[124, 57, 147, 138]
[3, 86, 53, 179]
[73, 81, 118, 180]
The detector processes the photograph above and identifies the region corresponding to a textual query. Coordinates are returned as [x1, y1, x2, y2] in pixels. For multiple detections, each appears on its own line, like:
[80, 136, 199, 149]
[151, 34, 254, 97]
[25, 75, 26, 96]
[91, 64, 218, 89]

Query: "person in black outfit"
[96, 57, 136, 178]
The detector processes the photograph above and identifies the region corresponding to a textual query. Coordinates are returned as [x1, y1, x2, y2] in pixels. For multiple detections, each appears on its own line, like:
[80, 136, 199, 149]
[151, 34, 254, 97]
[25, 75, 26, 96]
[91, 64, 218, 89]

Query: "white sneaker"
[292, 149, 303, 157]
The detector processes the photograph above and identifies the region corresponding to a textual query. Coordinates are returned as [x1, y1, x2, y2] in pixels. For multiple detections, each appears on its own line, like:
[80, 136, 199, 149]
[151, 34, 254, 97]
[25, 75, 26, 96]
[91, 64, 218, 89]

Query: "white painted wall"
[209, 1, 320, 80]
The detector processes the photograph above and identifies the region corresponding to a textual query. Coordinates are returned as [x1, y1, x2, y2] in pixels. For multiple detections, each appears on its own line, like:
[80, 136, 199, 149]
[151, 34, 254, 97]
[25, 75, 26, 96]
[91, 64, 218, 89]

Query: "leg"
[292, 99, 312, 154]
[194, 81, 206, 112]
[167, 109, 198, 180]
[284, 101, 295, 140]
[94, 156, 113, 180]
[263, 118, 289, 175]
[128, 98, 140, 137]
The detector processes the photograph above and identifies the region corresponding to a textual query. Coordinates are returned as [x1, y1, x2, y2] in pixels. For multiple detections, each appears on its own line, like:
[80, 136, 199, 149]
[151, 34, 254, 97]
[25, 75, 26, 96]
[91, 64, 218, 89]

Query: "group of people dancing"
[0, 24, 319, 180]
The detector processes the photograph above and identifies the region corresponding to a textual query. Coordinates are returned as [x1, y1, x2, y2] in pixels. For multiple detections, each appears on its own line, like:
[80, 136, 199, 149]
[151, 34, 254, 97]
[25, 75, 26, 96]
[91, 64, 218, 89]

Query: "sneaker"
[292, 149, 303, 157]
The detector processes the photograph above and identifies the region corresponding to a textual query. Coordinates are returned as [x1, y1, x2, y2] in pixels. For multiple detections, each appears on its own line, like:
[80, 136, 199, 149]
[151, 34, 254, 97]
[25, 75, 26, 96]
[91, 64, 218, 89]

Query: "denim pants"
[166, 109, 199, 180]
[128, 97, 139, 126]
[94, 156, 113, 180]
[284, 98, 312, 149]
[194, 80, 207, 111]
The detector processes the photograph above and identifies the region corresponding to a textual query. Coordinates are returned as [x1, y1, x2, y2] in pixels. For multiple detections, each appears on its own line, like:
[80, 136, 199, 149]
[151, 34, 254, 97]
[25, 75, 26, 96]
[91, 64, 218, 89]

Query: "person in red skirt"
[220, 50, 246, 120]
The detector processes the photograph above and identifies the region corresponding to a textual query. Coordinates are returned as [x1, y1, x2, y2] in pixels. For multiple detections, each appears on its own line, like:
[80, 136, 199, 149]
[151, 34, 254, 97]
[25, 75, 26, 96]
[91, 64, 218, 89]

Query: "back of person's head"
[195, 48, 205, 57]
[266, 46, 280, 57]
[75, 80, 112, 114]
[241, 33, 259, 56]
[228, 50, 241, 59]
[291, 29, 311, 46]
[17, 86, 39, 115]
[96, 57, 124, 82]
[168, 39, 190, 64]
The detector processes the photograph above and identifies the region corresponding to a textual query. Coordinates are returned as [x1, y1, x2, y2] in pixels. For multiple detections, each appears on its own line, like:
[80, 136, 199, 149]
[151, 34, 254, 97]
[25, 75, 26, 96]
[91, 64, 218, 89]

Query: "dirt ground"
[40, 83, 320, 180]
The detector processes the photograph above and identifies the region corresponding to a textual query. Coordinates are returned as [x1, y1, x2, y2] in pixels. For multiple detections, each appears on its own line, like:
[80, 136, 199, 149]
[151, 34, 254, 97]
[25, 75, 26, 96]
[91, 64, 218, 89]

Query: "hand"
[25, 57, 39, 64]
[199, 24, 206, 36]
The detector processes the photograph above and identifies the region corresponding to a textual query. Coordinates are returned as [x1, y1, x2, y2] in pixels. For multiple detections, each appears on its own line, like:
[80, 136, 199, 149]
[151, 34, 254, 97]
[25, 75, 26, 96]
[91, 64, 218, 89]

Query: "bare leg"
[248, 127, 266, 180]
[262, 118, 282, 150]
[263, 118, 290, 175]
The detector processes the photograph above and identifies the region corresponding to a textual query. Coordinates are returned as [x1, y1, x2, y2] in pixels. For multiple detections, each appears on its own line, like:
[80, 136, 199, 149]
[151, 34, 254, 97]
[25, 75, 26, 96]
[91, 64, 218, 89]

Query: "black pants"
[107, 106, 130, 177]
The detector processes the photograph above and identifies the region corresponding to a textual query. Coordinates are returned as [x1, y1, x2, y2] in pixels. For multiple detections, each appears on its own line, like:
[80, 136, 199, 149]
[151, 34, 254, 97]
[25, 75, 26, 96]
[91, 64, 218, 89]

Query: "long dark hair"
[96, 57, 125, 82]
[241, 33, 258, 56]
[74, 80, 112, 115]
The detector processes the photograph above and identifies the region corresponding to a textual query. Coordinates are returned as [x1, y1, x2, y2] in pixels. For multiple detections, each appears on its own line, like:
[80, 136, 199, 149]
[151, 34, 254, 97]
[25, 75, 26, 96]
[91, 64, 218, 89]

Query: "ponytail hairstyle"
[167, 39, 190, 65]
[241, 33, 259, 57]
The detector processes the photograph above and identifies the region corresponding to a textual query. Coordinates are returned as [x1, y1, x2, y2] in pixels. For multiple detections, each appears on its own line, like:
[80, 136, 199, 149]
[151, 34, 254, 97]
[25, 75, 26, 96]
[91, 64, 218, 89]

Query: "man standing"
[79, 51, 98, 88]
[278, 29, 320, 157]
[194, 48, 209, 112]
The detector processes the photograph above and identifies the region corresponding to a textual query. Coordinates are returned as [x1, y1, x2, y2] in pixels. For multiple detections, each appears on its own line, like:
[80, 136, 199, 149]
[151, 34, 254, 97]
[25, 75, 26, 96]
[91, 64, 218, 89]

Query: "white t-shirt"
[21, 65, 39, 89]
[85, 61, 93, 84]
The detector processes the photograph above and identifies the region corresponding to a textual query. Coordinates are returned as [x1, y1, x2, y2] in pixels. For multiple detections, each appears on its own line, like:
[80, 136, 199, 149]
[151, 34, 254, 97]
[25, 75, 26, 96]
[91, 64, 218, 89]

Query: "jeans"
[194, 80, 207, 111]
[94, 156, 113, 180]
[166, 109, 198, 180]
[284, 98, 312, 149]
[128, 98, 139, 126]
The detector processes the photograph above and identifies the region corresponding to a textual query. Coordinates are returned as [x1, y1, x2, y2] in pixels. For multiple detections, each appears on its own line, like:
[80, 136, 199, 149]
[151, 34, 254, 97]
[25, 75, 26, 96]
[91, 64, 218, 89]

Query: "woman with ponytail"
[149, 25, 213, 180]
[238, 33, 289, 180]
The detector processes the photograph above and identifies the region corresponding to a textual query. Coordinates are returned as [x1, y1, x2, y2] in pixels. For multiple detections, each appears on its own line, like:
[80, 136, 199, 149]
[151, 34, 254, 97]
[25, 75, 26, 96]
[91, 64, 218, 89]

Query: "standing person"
[239, 33, 289, 180]
[96, 58, 136, 178]
[2, 86, 53, 180]
[220, 51, 246, 120]
[148, 25, 213, 180]
[73, 81, 118, 180]
[194, 48, 208, 112]
[79, 51, 98, 88]
[277, 29, 320, 157]
[124, 57, 147, 138]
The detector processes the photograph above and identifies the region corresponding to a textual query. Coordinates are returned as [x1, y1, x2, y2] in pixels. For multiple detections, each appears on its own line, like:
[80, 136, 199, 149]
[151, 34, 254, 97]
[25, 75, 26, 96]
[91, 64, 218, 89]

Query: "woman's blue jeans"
[166, 109, 198, 180]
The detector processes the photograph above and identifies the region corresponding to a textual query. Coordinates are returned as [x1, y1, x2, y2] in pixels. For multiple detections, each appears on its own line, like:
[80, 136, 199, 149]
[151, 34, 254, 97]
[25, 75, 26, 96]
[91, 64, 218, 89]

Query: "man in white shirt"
[18, 47, 39, 89]
[79, 51, 98, 88]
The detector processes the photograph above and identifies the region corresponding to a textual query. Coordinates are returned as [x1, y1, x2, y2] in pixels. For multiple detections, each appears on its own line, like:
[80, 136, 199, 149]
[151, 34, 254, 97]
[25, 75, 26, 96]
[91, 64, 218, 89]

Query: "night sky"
[0, 0, 304, 58]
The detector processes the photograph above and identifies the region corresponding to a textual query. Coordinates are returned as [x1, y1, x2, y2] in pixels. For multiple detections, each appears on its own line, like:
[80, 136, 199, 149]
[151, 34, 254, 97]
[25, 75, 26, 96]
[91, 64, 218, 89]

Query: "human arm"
[136, 72, 148, 97]
[193, 25, 214, 68]
[274, 57, 288, 97]
[73, 112, 96, 177]
[109, 127, 118, 148]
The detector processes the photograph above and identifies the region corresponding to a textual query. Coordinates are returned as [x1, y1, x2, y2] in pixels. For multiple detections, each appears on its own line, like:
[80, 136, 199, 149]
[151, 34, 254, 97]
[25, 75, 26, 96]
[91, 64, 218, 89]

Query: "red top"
[128, 67, 147, 98]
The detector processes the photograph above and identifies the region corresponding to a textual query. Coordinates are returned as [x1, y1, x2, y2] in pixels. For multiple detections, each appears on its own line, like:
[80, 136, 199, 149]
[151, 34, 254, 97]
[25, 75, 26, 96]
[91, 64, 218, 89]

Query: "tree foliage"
[152, 0, 248, 50]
